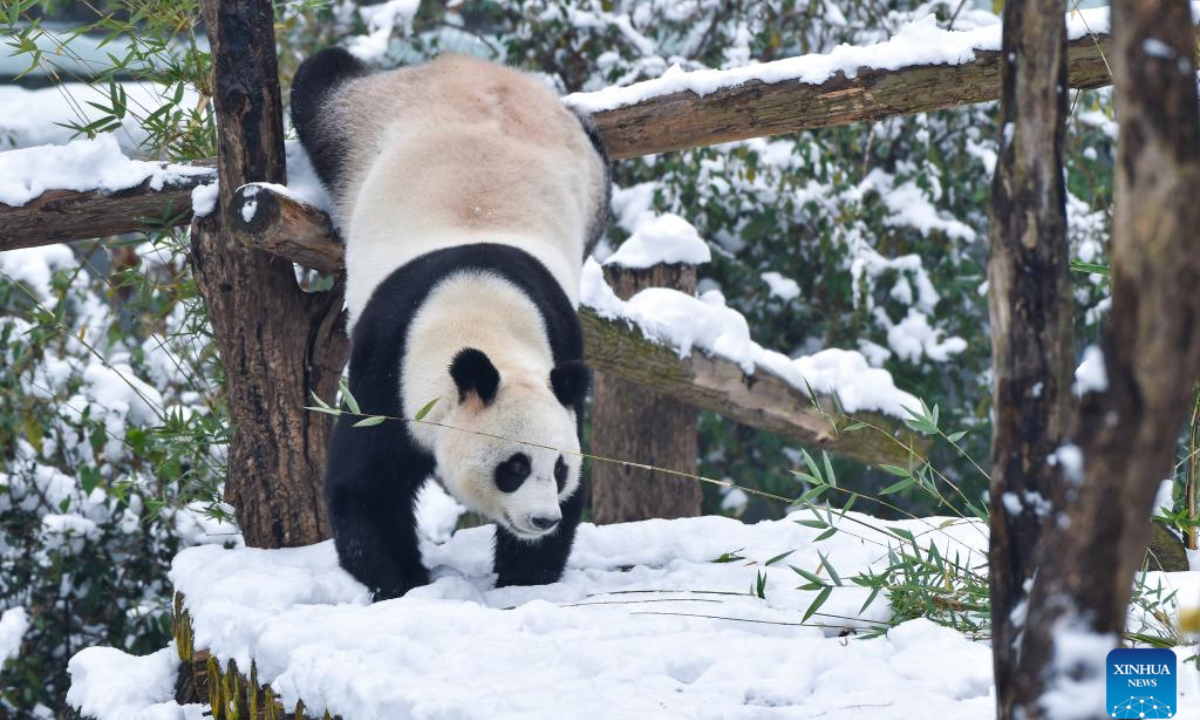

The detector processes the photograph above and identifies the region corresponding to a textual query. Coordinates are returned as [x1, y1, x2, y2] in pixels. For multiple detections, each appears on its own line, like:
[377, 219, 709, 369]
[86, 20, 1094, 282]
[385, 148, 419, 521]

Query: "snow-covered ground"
[66, 485, 1200, 720]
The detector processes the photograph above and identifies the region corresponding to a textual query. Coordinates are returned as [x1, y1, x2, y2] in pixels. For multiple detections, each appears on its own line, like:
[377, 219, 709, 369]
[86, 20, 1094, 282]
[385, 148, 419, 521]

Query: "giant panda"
[290, 48, 610, 600]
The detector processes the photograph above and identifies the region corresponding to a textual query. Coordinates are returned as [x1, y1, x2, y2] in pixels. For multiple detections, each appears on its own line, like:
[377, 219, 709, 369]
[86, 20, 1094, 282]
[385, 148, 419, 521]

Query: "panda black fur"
[291, 48, 609, 600]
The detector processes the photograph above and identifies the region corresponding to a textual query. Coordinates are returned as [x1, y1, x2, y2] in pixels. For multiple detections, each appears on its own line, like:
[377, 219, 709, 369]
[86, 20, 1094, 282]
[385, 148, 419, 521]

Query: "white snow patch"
[67, 643, 206, 720]
[0, 607, 29, 663]
[761, 271, 801, 301]
[581, 259, 919, 417]
[0, 82, 201, 151]
[164, 512, 995, 720]
[1153, 479, 1176, 518]
[0, 134, 213, 207]
[415, 478, 466, 544]
[190, 182, 218, 218]
[1143, 38, 1176, 59]
[1049, 444, 1085, 485]
[1039, 619, 1117, 720]
[857, 339, 892, 367]
[347, 0, 422, 61]
[604, 212, 711, 268]
[0, 244, 77, 302]
[1073, 345, 1108, 395]
[882, 181, 977, 242]
[885, 309, 968, 363]
[172, 502, 244, 548]
[719, 486, 749, 512]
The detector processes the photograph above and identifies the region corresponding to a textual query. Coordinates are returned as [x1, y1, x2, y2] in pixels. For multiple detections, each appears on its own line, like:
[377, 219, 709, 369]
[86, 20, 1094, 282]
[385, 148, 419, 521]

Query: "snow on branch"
[5, 8, 1197, 247]
[221, 185, 924, 467]
[570, 5, 1200, 159]
[0, 136, 216, 251]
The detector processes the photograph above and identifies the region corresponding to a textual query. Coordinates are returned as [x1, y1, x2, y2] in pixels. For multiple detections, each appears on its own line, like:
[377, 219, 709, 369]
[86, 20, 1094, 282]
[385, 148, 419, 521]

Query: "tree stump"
[590, 262, 702, 524]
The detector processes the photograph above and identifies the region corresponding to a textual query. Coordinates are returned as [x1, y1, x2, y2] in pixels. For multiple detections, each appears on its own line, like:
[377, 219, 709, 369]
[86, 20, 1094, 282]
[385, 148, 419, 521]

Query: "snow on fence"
[3, 9, 1196, 251]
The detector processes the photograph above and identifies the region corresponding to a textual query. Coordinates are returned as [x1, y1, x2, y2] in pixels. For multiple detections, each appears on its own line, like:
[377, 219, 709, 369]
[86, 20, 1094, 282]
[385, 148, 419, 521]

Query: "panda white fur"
[291, 49, 610, 599]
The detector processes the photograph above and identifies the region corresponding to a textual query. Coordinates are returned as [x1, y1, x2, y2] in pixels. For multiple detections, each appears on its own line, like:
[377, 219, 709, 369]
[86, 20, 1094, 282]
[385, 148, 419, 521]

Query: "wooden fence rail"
[4, 23, 1195, 251]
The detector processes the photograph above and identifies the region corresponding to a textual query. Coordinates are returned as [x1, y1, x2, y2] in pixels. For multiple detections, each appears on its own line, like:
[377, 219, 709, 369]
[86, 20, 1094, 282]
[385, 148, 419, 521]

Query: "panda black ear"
[550, 360, 590, 408]
[450, 348, 500, 405]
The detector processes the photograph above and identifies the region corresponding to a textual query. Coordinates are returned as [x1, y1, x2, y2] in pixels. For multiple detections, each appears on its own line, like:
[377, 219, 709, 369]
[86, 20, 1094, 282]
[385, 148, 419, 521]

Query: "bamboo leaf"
[802, 586, 833, 622]
[414, 396, 440, 421]
[352, 415, 386, 428]
[340, 378, 361, 415]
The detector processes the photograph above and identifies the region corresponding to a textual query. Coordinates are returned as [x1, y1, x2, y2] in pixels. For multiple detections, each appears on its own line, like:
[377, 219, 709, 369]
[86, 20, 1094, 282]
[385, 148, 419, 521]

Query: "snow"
[190, 182, 218, 218]
[761, 271, 801, 301]
[881, 180, 977, 243]
[0, 82, 201, 151]
[1074, 345, 1108, 395]
[0, 606, 29, 663]
[0, 244, 77, 302]
[347, 0, 423, 62]
[414, 480, 466, 544]
[67, 644, 206, 720]
[0, 134, 213, 207]
[564, 5, 1162, 114]
[1049, 444, 1085, 485]
[884, 309, 968, 363]
[1039, 618, 1117, 720]
[1153, 480, 1176, 518]
[1143, 38, 1177, 59]
[158, 511, 1001, 720]
[581, 259, 920, 417]
[604, 212, 711, 268]
[172, 502, 244, 548]
[240, 185, 259, 224]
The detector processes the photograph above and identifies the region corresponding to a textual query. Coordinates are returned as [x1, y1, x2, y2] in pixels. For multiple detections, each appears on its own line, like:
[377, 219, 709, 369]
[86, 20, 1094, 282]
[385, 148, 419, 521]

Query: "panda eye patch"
[554, 455, 568, 491]
[495, 452, 531, 493]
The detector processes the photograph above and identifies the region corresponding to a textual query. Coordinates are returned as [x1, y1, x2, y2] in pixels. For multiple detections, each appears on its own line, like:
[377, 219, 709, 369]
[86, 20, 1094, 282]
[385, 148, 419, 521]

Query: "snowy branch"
[3, 18, 1195, 248]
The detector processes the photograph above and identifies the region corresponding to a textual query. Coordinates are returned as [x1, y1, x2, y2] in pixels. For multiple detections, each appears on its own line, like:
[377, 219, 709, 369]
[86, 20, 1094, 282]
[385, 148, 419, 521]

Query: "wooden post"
[1010, 0, 1200, 717]
[590, 262, 702, 524]
[189, 0, 347, 548]
[984, 0, 1073, 715]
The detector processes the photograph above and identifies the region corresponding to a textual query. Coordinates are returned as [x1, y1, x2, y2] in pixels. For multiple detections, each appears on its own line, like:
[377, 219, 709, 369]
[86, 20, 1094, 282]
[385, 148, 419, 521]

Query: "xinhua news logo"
[1106, 648, 1177, 718]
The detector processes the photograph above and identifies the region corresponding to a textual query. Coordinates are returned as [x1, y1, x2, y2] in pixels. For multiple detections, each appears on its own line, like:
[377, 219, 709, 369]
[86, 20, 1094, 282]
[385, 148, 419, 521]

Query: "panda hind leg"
[290, 47, 370, 191]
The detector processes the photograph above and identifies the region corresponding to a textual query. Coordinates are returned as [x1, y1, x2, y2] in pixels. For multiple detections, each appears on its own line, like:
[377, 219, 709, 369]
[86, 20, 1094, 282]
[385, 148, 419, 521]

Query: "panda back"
[294, 54, 609, 325]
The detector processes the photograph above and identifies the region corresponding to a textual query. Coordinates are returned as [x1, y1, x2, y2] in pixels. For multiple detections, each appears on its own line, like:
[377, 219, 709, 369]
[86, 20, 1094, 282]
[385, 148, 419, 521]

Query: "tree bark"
[189, 0, 348, 548]
[1011, 0, 1200, 717]
[591, 263, 702, 523]
[984, 1, 1074, 716]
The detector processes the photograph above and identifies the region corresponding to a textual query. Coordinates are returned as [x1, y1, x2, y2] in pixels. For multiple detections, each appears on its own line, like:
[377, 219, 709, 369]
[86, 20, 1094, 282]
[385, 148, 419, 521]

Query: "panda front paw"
[370, 565, 431, 601]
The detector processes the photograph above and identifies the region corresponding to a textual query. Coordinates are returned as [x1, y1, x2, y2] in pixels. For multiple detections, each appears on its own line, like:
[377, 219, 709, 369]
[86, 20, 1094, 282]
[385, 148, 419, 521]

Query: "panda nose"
[531, 515, 560, 531]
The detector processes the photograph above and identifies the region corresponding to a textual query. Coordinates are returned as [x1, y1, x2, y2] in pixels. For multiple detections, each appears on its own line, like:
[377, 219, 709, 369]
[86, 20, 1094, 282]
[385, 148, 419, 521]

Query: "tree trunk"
[591, 263, 702, 523]
[984, 1, 1074, 716]
[189, 0, 348, 548]
[1011, 0, 1200, 717]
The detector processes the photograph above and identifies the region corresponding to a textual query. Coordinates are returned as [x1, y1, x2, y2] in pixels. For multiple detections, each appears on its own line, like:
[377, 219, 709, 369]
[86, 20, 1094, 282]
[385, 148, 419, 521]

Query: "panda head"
[435, 347, 588, 541]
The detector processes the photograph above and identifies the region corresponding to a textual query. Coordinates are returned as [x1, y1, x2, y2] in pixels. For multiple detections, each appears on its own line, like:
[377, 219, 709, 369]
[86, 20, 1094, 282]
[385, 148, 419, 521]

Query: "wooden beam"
[5, 24, 1193, 247]
[225, 185, 923, 467]
[586, 28, 1140, 159]
[0, 162, 215, 252]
